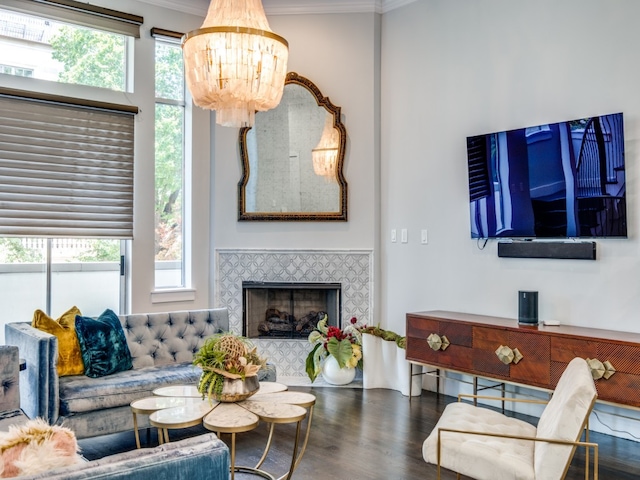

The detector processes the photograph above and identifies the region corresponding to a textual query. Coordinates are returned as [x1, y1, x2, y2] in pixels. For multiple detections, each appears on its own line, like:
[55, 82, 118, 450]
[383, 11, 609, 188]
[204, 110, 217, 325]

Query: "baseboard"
[497, 241, 597, 260]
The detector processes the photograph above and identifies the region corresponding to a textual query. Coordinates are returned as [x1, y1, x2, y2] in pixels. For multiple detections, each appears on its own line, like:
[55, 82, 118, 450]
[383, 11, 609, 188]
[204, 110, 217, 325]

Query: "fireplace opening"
[243, 281, 341, 339]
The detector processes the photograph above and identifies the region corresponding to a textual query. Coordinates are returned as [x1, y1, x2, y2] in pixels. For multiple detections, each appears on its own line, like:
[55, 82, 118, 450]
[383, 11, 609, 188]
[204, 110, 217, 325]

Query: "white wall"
[381, 0, 640, 335]
[212, 13, 379, 251]
[381, 0, 640, 440]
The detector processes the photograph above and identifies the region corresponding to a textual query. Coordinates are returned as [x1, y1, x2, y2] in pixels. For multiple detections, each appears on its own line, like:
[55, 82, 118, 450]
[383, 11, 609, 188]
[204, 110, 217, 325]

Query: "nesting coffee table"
[130, 382, 316, 480]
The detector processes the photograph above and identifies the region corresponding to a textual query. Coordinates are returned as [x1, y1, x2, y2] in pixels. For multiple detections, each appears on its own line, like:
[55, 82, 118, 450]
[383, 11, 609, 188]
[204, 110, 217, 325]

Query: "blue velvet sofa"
[22, 434, 230, 480]
[5, 308, 275, 439]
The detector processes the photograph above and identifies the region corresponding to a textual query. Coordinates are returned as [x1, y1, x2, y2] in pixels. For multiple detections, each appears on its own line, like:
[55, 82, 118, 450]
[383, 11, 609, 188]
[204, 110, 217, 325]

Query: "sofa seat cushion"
[0, 411, 29, 433]
[59, 363, 203, 416]
[422, 402, 537, 480]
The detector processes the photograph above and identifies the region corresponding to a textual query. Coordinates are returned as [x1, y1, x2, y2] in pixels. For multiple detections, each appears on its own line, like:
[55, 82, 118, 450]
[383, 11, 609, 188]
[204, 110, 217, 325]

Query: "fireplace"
[243, 281, 341, 339]
[217, 248, 372, 379]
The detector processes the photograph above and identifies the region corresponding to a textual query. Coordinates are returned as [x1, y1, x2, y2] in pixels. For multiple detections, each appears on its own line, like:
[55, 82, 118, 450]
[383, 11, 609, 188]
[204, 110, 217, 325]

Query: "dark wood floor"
[80, 386, 640, 479]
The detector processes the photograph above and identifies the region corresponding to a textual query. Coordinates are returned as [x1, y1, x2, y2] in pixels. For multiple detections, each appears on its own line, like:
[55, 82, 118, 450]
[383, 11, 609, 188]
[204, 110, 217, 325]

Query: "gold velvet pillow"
[32, 307, 84, 376]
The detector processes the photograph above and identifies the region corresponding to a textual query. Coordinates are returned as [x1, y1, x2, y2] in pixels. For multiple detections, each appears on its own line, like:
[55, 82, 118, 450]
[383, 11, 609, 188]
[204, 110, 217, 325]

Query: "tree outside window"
[155, 39, 186, 288]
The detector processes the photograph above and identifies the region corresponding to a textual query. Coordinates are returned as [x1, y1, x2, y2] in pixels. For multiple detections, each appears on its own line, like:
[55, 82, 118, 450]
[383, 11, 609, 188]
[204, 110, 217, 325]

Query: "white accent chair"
[423, 357, 598, 480]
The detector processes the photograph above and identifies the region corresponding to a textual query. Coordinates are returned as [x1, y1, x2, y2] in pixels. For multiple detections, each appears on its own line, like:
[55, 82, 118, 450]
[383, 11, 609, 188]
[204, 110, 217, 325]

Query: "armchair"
[423, 357, 598, 480]
[0, 345, 29, 431]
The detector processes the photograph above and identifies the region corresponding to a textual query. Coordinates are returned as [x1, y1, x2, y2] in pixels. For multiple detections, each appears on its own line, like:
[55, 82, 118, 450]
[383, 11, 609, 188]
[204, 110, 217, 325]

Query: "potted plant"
[193, 332, 266, 402]
[305, 315, 363, 384]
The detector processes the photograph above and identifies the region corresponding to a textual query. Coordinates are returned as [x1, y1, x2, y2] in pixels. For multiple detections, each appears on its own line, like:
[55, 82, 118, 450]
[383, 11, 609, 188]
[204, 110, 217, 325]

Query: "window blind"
[0, 92, 136, 238]
[2, 0, 143, 38]
[150, 27, 184, 42]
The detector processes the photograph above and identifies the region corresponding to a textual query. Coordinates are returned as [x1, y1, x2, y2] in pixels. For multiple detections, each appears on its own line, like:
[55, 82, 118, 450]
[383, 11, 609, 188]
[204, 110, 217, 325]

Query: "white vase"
[322, 355, 356, 385]
[362, 333, 422, 396]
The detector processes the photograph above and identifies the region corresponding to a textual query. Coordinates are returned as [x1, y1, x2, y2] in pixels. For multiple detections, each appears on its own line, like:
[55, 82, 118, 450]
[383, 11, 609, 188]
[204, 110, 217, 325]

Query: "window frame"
[152, 28, 190, 292]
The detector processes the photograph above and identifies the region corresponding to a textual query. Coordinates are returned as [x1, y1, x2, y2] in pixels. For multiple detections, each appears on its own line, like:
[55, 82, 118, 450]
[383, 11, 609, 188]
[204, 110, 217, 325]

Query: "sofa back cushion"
[122, 309, 229, 369]
[534, 357, 597, 478]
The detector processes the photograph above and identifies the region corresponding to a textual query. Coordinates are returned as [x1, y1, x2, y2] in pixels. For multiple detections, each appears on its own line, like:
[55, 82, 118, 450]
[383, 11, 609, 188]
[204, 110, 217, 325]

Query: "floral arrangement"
[305, 315, 364, 382]
[193, 332, 266, 399]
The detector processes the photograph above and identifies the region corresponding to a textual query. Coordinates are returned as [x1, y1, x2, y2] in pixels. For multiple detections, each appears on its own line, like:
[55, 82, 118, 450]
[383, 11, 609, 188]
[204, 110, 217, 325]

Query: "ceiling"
[136, 0, 416, 17]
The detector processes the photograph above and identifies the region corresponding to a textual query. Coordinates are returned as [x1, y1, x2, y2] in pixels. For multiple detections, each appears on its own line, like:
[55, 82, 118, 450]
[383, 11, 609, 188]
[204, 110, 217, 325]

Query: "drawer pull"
[586, 358, 616, 380]
[427, 333, 450, 351]
[495, 345, 523, 365]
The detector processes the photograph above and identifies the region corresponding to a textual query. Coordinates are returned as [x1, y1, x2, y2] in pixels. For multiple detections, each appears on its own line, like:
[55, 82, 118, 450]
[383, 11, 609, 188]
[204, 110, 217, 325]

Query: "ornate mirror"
[238, 72, 347, 221]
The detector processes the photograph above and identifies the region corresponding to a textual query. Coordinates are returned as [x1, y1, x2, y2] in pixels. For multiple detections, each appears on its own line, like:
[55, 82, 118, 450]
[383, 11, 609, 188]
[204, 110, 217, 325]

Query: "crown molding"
[264, 0, 383, 15]
[134, 0, 417, 17]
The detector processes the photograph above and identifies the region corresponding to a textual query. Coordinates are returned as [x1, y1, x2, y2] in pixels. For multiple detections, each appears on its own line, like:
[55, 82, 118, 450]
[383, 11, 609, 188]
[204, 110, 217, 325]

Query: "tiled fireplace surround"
[215, 249, 374, 381]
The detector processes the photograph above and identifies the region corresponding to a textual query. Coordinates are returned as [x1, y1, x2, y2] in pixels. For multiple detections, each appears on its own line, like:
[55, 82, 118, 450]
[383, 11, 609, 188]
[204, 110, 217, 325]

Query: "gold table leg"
[230, 432, 236, 480]
[255, 422, 276, 469]
[132, 413, 141, 449]
[275, 405, 315, 480]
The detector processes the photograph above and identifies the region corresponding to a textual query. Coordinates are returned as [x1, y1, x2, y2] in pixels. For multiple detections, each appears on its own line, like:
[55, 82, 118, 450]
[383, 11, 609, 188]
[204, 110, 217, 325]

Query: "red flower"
[326, 326, 346, 341]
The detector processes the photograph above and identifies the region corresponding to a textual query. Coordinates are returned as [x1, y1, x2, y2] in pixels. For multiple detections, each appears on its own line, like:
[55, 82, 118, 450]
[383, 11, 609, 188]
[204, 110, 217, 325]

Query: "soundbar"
[497, 241, 596, 260]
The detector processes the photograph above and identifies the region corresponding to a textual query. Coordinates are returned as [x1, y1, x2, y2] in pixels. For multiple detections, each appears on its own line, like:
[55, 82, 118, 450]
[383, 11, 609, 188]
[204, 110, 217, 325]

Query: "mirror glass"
[238, 72, 347, 221]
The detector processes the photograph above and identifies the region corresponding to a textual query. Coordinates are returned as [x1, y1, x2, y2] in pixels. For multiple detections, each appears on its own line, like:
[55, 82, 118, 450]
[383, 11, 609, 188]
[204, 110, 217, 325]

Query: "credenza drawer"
[472, 327, 550, 387]
[406, 314, 472, 371]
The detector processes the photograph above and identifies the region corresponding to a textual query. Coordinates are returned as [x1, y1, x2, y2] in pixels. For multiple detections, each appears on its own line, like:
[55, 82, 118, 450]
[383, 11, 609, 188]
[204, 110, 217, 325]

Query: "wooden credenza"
[406, 310, 640, 408]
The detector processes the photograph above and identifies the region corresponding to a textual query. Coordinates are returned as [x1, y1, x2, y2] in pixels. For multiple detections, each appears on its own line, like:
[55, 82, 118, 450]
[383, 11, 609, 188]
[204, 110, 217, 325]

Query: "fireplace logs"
[258, 309, 326, 338]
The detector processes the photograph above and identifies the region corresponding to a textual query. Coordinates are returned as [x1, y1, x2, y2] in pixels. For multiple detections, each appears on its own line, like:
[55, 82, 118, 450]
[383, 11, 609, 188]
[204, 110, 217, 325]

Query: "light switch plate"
[391, 229, 397, 243]
[401, 229, 408, 243]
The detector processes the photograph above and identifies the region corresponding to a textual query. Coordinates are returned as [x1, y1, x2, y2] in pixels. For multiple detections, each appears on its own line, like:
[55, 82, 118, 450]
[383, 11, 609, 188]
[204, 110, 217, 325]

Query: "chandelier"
[182, 0, 289, 128]
[312, 114, 339, 179]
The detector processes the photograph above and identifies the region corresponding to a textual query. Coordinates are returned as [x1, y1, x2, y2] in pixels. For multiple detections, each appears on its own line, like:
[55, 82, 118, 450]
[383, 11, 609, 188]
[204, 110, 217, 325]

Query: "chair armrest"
[457, 393, 549, 405]
[436, 428, 599, 480]
[5, 323, 59, 423]
[0, 345, 21, 412]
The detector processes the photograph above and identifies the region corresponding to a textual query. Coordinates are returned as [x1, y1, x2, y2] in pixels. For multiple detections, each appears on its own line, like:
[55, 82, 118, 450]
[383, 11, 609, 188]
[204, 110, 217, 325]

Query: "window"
[0, 238, 122, 322]
[0, 6, 132, 91]
[0, 64, 33, 77]
[0, 1, 141, 337]
[154, 31, 186, 289]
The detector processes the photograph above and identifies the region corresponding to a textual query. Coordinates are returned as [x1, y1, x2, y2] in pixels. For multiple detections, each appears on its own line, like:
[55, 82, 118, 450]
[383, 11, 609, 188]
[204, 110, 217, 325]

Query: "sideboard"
[406, 310, 640, 408]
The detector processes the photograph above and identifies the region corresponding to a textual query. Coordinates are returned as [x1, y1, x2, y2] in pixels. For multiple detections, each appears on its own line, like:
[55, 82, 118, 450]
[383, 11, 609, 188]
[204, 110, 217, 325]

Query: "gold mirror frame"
[238, 72, 348, 221]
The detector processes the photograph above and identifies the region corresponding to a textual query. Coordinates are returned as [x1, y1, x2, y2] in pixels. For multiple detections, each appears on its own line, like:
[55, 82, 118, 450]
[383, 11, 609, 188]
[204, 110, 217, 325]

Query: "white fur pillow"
[0, 418, 81, 478]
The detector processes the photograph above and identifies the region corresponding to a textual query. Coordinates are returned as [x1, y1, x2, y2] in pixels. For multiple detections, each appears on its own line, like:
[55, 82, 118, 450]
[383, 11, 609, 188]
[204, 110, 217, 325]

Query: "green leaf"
[327, 337, 353, 369]
[305, 343, 323, 382]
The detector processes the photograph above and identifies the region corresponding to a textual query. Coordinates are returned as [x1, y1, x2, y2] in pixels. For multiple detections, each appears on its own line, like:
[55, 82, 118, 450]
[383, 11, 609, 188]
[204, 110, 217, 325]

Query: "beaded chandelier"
[182, 0, 289, 127]
[312, 114, 339, 179]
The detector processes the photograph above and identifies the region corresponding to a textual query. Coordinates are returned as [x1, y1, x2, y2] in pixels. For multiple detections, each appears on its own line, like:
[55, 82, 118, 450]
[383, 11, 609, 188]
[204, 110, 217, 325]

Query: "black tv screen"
[467, 113, 627, 239]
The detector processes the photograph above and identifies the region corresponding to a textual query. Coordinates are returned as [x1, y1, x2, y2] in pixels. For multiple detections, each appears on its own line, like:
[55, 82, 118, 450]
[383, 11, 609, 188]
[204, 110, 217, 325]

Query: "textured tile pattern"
[215, 249, 373, 378]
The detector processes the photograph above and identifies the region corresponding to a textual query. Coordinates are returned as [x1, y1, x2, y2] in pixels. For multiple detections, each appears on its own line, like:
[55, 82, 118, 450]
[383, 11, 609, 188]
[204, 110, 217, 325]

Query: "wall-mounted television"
[467, 113, 627, 239]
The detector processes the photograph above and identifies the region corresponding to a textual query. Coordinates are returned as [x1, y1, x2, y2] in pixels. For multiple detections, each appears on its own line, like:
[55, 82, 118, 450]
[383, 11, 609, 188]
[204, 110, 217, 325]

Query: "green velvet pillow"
[32, 306, 85, 376]
[74, 309, 133, 378]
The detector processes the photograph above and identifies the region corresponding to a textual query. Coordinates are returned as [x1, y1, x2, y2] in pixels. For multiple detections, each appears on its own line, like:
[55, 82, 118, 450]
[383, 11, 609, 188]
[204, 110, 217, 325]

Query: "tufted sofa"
[5, 308, 275, 439]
